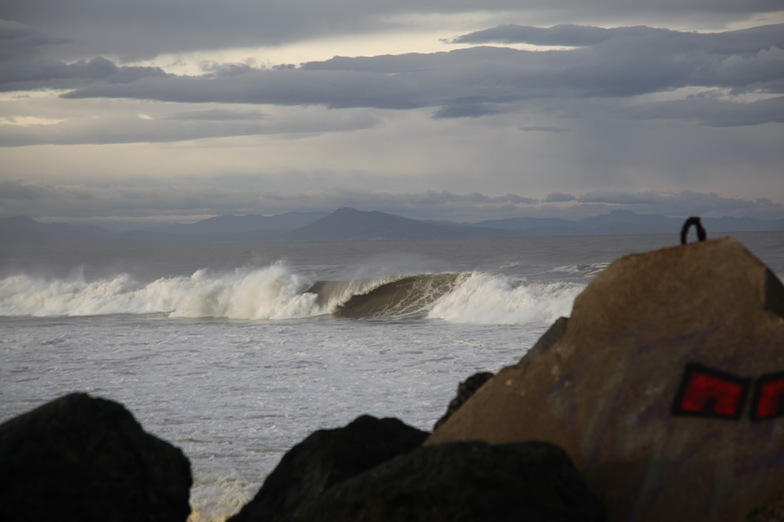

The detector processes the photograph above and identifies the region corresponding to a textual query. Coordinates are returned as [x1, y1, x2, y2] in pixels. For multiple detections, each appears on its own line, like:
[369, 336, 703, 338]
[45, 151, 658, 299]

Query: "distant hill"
[0, 215, 115, 248]
[1, 209, 783, 248]
[475, 210, 784, 236]
[286, 207, 507, 241]
[154, 212, 327, 236]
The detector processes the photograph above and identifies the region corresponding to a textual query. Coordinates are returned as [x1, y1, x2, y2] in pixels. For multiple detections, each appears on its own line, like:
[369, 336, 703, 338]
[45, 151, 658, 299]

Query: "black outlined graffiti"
[750, 371, 784, 421]
[672, 364, 784, 421]
[672, 363, 750, 420]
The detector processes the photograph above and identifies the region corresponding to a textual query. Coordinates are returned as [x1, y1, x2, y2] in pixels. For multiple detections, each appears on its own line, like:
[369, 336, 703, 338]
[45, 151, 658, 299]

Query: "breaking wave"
[0, 262, 583, 324]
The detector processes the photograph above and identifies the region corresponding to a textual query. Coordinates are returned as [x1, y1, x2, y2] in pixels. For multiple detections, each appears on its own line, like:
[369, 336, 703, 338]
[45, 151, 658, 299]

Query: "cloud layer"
[1, 1, 783, 224]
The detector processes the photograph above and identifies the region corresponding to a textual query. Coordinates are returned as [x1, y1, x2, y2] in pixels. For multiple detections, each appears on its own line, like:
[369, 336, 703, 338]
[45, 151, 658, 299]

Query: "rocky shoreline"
[2, 236, 783, 521]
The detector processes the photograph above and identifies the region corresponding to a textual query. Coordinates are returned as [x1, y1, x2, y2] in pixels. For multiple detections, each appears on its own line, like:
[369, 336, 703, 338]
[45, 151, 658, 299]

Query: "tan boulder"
[427, 237, 784, 522]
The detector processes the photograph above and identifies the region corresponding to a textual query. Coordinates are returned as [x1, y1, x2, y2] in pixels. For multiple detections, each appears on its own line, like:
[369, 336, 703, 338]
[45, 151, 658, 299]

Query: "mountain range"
[2, 208, 783, 249]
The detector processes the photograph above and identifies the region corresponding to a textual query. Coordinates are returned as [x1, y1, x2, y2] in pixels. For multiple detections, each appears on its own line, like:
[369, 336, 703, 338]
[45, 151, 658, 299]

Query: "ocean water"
[2, 232, 782, 520]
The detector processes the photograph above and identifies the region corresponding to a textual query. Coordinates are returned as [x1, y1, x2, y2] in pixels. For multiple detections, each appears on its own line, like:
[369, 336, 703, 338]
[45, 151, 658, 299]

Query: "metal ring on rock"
[680, 216, 707, 245]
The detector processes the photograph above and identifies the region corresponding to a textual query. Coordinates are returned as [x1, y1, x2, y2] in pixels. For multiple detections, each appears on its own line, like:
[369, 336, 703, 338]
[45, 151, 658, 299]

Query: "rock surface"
[292, 440, 605, 522]
[427, 237, 784, 522]
[433, 371, 493, 430]
[0, 392, 192, 522]
[228, 415, 428, 522]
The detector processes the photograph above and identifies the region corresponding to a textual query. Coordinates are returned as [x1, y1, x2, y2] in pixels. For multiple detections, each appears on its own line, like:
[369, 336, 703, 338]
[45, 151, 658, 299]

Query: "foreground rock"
[433, 371, 493, 430]
[293, 439, 604, 522]
[428, 237, 784, 521]
[0, 392, 192, 522]
[228, 415, 428, 522]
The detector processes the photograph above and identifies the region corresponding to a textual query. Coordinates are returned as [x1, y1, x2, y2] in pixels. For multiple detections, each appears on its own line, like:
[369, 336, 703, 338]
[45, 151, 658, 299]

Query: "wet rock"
[0, 392, 192, 522]
[293, 440, 605, 522]
[433, 371, 493, 430]
[428, 237, 784, 522]
[228, 415, 428, 522]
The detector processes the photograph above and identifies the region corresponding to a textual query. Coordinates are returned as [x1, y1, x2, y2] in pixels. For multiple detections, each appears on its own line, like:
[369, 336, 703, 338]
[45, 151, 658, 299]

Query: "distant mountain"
[1, 210, 783, 248]
[286, 207, 508, 241]
[476, 210, 784, 236]
[0, 215, 115, 248]
[154, 212, 327, 236]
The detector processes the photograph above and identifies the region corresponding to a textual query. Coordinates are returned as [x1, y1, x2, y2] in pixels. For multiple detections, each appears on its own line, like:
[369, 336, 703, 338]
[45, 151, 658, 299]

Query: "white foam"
[0, 262, 321, 320]
[428, 273, 583, 325]
[187, 470, 259, 522]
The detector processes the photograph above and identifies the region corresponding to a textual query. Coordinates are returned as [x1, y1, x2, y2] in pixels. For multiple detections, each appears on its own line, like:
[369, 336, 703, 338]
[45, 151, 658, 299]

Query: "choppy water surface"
[2, 233, 782, 520]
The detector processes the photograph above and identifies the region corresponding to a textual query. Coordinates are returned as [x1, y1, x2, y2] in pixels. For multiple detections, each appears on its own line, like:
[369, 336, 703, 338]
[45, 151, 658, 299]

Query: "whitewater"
[1, 233, 782, 520]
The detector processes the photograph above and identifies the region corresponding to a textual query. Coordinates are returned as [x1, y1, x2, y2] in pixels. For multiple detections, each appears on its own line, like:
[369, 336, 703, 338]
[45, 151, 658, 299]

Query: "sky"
[1, 0, 783, 228]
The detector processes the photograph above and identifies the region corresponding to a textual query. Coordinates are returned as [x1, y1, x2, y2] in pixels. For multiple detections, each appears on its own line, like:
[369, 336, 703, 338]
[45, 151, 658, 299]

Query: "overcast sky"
[1, 0, 783, 227]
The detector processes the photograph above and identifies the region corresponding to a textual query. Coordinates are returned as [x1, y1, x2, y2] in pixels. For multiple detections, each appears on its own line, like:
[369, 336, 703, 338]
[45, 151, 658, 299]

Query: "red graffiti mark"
[751, 372, 784, 421]
[672, 364, 750, 420]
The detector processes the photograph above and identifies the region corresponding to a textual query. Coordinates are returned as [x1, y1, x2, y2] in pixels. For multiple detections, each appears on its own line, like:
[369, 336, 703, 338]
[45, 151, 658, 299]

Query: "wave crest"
[428, 273, 582, 324]
[0, 262, 318, 320]
[1, 265, 584, 324]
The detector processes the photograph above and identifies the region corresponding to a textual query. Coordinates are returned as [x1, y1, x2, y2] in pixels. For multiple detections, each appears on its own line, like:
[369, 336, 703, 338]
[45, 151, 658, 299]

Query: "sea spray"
[428, 273, 583, 324]
[0, 262, 320, 319]
[161, 264, 318, 320]
[1, 267, 584, 324]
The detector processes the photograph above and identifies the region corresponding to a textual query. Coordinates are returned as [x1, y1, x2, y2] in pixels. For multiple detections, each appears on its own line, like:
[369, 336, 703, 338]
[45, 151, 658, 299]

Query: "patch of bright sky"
[722, 10, 784, 31]
[0, 116, 65, 126]
[629, 86, 783, 105]
[126, 10, 577, 76]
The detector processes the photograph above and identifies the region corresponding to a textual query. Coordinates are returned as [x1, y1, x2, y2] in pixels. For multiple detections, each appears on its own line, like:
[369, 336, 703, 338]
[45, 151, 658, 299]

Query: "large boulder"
[428, 237, 784, 522]
[433, 371, 494, 430]
[0, 392, 192, 522]
[228, 415, 428, 522]
[292, 440, 605, 522]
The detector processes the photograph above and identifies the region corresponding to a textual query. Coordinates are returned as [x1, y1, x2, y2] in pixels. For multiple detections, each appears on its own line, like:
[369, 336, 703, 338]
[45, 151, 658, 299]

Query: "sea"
[2, 232, 782, 521]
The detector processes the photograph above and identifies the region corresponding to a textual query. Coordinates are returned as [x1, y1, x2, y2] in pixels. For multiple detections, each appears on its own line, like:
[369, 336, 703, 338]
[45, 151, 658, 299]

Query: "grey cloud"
[0, 19, 67, 61]
[450, 24, 625, 46]
[52, 24, 784, 127]
[521, 126, 570, 133]
[0, 105, 378, 146]
[0, 178, 540, 221]
[3, 1, 782, 61]
[452, 23, 784, 51]
[166, 108, 266, 121]
[630, 95, 784, 127]
[546, 191, 577, 202]
[0, 179, 54, 200]
[0, 55, 168, 92]
[575, 190, 783, 217]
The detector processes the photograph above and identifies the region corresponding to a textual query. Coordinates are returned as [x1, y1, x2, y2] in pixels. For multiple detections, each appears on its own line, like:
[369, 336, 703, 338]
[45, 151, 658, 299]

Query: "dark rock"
[229, 415, 428, 522]
[0, 392, 192, 522]
[433, 371, 493, 430]
[522, 316, 568, 363]
[293, 440, 605, 522]
[747, 494, 784, 522]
